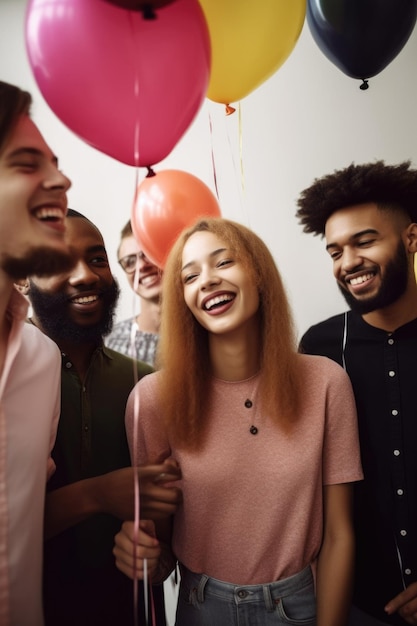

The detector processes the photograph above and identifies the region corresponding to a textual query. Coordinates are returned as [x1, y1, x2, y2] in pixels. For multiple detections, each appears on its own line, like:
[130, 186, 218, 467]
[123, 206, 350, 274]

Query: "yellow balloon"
[199, 0, 306, 105]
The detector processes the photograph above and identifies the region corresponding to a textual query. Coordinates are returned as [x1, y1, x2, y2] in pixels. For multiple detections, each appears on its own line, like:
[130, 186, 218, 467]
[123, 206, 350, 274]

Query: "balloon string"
[208, 111, 220, 199]
[126, 9, 144, 623]
[130, 324, 141, 626]
[127, 10, 141, 168]
[238, 102, 245, 196]
[224, 104, 247, 225]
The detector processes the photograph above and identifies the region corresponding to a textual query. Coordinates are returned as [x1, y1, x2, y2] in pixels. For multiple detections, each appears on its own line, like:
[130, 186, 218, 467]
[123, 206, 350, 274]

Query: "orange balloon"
[131, 169, 221, 268]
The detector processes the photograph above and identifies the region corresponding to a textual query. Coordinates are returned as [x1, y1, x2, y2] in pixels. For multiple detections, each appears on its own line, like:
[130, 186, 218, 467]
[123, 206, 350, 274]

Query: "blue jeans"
[175, 565, 316, 626]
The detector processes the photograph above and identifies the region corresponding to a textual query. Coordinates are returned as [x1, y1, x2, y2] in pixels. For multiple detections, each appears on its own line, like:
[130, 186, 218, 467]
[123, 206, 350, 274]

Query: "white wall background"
[2, 2, 417, 622]
[2, 1, 417, 340]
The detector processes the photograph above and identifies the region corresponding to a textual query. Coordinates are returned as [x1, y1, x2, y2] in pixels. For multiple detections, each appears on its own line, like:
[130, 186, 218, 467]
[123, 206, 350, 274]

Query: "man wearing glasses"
[106, 220, 161, 366]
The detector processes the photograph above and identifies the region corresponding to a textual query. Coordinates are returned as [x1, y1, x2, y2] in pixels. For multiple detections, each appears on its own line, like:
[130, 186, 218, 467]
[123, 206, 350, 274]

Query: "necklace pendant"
[249, 425, 258, 435]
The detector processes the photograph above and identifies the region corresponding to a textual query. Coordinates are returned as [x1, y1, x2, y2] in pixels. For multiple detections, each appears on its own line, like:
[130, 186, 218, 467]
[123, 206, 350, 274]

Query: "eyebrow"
[87, 245, 107, 255]
[326, 228, 379, 251]
[6, 147, 59, 167]
[181, 247, 227, 272]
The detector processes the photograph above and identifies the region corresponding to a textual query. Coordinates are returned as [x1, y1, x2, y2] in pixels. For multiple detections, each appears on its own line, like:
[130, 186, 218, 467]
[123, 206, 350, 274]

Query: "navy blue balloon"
[307, 0, 417, 88]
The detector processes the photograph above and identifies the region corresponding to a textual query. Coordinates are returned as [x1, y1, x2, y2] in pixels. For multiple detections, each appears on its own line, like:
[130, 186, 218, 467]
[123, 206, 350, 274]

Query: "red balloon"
[25, 0, 211, 166]
[131, 170, 221, 268]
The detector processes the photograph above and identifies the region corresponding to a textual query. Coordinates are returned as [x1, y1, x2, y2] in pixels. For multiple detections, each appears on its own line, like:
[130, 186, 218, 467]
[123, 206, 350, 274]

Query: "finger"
[137, 463, 180, 481]
[153, 471, 181, 484]
[138, 520, 158, 541]
[386, 587, 417, 614]
[141, 485, 182, 502]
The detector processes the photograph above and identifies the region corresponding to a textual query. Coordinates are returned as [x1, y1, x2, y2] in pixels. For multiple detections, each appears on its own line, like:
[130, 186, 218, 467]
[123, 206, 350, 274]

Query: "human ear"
[405, 223, 417, 253]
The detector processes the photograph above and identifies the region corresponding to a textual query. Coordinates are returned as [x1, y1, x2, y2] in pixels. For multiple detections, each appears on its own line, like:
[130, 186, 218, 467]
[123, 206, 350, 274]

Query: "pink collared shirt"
[0, 289, 60, 626]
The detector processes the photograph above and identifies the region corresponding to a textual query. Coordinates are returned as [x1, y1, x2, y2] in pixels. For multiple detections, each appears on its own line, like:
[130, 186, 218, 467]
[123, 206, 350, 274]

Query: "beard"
[28, 278, 120, 344]
[338, 240, 409, 315]
[2, 246, 74, 281]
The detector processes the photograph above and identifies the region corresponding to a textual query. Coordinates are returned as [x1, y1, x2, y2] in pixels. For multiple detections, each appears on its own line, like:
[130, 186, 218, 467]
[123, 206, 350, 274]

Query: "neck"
[209, 322, 261, 381]
[362, 281, 417, 332]
[136, 299, 160, 334]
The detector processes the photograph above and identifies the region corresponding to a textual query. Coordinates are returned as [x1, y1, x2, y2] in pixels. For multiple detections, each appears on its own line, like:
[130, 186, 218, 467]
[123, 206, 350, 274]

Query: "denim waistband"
[179, 564, 314, 611]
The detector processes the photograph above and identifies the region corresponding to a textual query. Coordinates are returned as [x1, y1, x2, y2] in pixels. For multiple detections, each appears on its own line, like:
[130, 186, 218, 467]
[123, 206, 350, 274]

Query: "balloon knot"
[146, 166, 156, 177]
[360, 79, 369, 91]
[142, 4, 156, 19]
[225, 104, 236, 116]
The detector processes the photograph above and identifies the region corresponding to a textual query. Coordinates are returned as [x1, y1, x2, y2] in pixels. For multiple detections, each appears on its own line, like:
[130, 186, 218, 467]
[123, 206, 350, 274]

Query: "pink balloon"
[25, 0, 211, 166]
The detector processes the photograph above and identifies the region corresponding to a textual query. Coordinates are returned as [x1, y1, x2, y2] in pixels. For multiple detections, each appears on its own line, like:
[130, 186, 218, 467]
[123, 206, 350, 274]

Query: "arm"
[45, 460, 182, 540]
[316, 483, 355, 626]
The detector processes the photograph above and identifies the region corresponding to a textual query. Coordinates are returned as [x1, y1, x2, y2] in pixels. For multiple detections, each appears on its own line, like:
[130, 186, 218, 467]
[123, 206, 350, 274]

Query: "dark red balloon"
[307, 0, 417, 86]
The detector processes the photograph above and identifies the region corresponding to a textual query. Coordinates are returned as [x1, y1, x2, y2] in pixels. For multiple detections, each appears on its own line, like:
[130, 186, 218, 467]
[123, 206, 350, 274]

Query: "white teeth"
[34, 207, 63, 220]
[72, 295, 98, 304]
[140, 274, 159, 287]
[204, 294, 233, 310]
[349, 273, 373, 285]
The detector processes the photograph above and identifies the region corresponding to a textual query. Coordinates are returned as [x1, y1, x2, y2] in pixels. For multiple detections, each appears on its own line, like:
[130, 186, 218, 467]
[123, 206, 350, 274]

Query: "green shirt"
[43, 346, 164, 626]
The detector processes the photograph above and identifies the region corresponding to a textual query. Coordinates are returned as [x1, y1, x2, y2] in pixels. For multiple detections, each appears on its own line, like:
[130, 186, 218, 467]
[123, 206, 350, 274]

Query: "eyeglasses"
[118, 251, 148, 274]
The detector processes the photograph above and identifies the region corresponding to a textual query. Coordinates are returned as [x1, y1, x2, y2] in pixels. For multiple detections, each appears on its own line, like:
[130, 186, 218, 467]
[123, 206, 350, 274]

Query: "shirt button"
[65, 362, 72, 368]
[405, 569, 412, 575]
[388, 338, 394, 345]
[389, 370, 395, 377]
[84, 425, 89, 431]
[393, 450, 401, 456]
[392, 409, 399, 416]
[397, 489, 404, 496]
[400, 530, 407, 537]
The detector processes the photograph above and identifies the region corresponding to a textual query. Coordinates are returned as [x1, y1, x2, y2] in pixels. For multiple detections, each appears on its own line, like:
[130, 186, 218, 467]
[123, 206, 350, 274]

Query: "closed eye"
[357, 239, 376, 247]
[183, 272, 198, 284]
[90, 256, 109, 266]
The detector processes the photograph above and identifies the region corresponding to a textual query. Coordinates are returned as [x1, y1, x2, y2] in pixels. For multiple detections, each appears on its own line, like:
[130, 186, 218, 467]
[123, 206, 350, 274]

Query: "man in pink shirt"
[0, 80, 73, 626]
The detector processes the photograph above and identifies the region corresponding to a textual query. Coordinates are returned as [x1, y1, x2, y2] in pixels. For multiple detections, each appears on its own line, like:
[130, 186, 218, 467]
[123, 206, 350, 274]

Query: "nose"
[339, 247, 362, 274]
[200, 267, 221, 290]
[68, 260, 99, 286]
[42, 163, 72, 192]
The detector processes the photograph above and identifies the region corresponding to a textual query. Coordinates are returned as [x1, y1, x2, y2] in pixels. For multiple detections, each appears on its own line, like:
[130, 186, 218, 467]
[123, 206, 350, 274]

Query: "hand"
[95, 458, 182, 521]
[385, 582, 417, 624]
[137, 457, 182, 520]
[114, 520, 160, 580]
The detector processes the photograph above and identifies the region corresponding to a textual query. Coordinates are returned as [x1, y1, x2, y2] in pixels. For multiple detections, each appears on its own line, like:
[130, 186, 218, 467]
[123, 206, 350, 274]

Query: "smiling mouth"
[71, 294, 99, 304]
[203, 294, 234, 311]
[347, 272, 375, 286]
[140, 273, 160, 287]
[34, 207, 65, 223]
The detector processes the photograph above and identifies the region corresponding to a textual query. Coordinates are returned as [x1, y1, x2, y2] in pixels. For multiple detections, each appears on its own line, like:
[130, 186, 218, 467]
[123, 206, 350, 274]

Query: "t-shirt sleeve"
[322, 360, 364, 485]
[125, 373, 170, 465]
